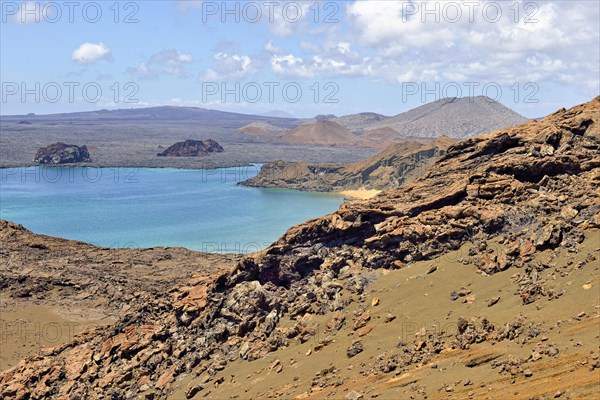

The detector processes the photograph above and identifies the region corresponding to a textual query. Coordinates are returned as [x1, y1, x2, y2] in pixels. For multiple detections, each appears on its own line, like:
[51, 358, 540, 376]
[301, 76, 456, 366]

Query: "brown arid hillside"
[277, 120, 364, 146]
[362, 126, 401, 142]
[342, 136, 456, 182]
[242, 136, 455, 193]
[335, 96, 528, 141]
[237, 121, 286, 137]
[1, 97, 599, 399]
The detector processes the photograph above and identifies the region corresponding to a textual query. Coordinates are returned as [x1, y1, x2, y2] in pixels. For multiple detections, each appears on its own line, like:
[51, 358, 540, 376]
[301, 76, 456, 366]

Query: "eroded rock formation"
[157, 139, 224, 157]
[34, 143, 91, 164]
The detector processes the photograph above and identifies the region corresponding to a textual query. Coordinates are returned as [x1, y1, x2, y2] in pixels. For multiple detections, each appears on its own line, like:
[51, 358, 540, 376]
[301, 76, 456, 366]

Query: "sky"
[1, 0, 599, 118]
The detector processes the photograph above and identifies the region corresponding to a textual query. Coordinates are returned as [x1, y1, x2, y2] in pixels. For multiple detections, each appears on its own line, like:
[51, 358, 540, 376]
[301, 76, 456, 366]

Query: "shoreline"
[338, 189, 382, 199]
[0, 162, 261, 171]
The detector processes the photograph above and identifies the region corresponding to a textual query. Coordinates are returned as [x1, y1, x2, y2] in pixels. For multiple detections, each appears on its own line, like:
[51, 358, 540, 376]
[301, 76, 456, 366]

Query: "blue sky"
[1, 0, 599, 118]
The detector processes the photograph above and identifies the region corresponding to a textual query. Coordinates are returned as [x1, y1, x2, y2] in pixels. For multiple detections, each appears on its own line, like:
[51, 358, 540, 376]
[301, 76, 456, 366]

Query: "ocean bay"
[0, 166, 343, 253]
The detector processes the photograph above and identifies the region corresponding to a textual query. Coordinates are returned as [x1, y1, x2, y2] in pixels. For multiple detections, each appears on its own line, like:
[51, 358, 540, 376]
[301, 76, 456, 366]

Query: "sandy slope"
[172, 231, 600, 399]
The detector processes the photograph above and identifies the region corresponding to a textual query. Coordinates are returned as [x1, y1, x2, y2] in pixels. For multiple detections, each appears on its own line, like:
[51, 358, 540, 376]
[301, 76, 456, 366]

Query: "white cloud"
[271, 54, 313, 78]
[71, 42, 113, 64]
[200, 52, 256, 80]
[270, 52, 370, 79]
[336, 42, 355, 56]
[265, 40, 280, 54]
[127, 49, 193, 79]
[343, 0, 599, 90]
[269, 39, 368, 79]
[256, 0, 599, 105]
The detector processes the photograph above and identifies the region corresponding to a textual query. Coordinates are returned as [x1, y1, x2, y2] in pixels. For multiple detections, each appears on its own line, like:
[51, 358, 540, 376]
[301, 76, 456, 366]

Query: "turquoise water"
[0, 166, 343, 253]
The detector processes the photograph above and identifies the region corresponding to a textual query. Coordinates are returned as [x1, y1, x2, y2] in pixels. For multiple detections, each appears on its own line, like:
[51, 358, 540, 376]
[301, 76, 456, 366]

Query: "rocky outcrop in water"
[157, 139, 223, 157]
[34, 142, 91, 164]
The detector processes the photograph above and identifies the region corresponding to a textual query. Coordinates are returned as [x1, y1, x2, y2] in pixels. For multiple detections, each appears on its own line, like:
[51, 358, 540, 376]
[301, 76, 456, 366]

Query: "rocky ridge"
[242, 137, 455, 192]
[1, 97, 599, 399]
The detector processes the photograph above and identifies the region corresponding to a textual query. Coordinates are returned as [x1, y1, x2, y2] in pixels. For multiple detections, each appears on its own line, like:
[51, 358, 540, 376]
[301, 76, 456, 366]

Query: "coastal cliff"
[242, 137, 455, 192]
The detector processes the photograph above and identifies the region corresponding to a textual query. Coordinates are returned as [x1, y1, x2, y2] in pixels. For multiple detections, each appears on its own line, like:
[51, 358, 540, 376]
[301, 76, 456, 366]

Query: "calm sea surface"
[0, 166, 343, 253]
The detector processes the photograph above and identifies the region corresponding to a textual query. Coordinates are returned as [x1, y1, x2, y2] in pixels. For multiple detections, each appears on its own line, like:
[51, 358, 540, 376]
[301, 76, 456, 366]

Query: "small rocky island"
[157, 139, 224, 157]
[34, 142, 91, 164]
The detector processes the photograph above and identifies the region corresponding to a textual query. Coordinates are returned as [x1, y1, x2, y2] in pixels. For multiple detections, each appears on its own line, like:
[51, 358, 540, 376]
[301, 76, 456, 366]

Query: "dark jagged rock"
[157, 139, 224, 157]
[34, 142, 91, 164]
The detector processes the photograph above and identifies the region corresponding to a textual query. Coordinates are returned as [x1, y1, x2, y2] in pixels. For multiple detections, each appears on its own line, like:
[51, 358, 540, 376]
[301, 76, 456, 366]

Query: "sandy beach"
[339, 189, 382, 199]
